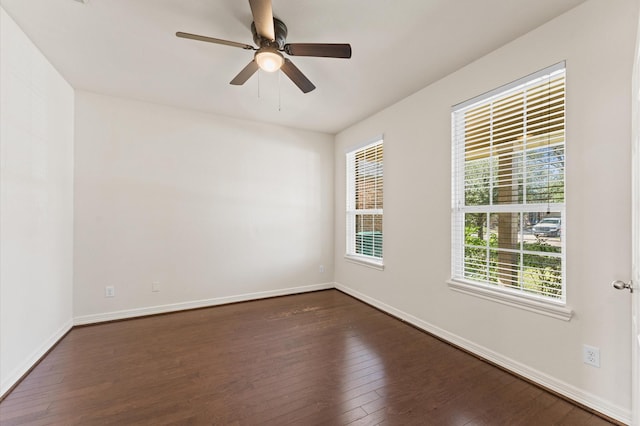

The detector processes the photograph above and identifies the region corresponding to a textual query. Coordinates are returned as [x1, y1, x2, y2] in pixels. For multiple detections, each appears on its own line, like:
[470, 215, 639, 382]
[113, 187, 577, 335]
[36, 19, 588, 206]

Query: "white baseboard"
[1, 319, 73, 398]
[334, 282, 631, 425]
[6, 282, 631, 424]
[2, 284, 332, 399]
[73, 282, 334, 325]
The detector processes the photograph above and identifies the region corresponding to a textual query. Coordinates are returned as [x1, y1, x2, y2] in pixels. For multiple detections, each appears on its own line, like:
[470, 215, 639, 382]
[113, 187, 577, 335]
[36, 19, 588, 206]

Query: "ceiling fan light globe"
[256, 50, 284, 72]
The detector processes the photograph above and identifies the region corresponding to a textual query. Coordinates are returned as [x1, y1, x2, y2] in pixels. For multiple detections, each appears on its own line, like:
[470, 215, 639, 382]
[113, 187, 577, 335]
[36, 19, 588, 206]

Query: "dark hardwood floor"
[0, 290, 613, 425]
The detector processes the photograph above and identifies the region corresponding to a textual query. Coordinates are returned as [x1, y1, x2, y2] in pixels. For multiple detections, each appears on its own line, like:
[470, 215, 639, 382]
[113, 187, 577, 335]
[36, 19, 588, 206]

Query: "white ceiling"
[1, 0, 586, 134]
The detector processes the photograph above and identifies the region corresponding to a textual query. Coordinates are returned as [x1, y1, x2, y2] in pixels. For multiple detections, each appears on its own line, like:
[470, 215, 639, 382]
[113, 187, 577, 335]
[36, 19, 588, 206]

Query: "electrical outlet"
[152, 281, 160, 292]
[583, 344, 600, 367]
[105, 286, 115, 298]
[319, 265, 325, 273]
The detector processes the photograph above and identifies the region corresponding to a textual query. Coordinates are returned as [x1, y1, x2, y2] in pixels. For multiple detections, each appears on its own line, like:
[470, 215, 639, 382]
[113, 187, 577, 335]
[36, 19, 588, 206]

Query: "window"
[451, 63, 566, 308]
[346, 138, 384, 267]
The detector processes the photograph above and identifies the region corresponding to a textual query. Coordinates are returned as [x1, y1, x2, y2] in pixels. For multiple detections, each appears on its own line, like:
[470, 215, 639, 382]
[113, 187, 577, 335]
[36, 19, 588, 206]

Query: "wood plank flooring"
[0, 290, 614, 425]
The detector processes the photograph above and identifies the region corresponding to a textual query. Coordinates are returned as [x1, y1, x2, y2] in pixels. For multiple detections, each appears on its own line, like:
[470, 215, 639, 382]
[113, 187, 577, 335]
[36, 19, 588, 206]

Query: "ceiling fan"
[176, 0, 352, 93]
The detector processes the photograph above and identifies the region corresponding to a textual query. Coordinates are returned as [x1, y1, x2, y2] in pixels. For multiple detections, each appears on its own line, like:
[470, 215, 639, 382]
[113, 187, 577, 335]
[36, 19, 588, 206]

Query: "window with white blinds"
[451, 63, 566, 303]
[346, 139, 383, 265]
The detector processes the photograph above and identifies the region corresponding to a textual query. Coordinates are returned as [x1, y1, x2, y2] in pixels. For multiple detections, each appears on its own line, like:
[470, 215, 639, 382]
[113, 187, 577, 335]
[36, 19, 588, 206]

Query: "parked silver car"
[532, 217, 561, 237]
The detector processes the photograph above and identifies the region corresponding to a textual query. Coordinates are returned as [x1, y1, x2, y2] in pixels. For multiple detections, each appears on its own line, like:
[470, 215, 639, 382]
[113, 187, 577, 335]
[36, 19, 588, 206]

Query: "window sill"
[447, 278, 573, 321]
[344, 255, 384, 271]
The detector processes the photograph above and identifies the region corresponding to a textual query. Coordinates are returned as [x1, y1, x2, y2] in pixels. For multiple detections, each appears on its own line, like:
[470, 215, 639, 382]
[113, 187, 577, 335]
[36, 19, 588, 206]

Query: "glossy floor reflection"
[0, 290, 613, 425]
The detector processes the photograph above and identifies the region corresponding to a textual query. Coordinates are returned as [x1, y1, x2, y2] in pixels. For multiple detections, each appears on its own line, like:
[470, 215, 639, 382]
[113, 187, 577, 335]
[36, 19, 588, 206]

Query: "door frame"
[630, 10, 639, 425]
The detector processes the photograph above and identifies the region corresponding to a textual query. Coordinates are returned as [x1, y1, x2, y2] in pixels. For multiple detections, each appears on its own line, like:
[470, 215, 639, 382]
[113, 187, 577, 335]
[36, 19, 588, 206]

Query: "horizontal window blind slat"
[347, 139, 384, 260]
[452, 65, 565, 303]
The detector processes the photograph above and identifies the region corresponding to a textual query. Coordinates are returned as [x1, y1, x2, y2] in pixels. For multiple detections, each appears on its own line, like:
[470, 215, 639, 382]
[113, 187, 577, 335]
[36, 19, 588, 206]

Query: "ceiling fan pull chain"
[278, 71, 282, 112]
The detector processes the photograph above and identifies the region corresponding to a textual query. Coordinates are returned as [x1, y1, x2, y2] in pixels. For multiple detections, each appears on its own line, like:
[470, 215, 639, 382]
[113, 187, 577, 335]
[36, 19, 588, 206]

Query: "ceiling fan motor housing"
[251, 18, 288, 49]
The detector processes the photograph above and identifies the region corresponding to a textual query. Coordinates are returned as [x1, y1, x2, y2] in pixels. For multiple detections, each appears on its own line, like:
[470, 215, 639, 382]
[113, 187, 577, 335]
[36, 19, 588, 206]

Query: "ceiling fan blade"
[249, 0, 275, 41]
[176, 32, 255, 50]
[281, 59, 316, 93]
[284, 43, 352, 58]
[230, 60, 259, 85]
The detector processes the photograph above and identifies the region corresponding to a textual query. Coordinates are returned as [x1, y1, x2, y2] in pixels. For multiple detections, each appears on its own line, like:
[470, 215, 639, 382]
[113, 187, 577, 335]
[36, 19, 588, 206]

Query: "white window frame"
[345, 137, 384, 270]
[448, 63, 572, 321]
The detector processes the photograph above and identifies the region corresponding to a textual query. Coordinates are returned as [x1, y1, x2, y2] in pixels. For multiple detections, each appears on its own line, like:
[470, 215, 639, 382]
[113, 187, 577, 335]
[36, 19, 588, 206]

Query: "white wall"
[334, 0, 638, 422]
[73, 92, 334, 322]
[0, 8, 74, 396]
